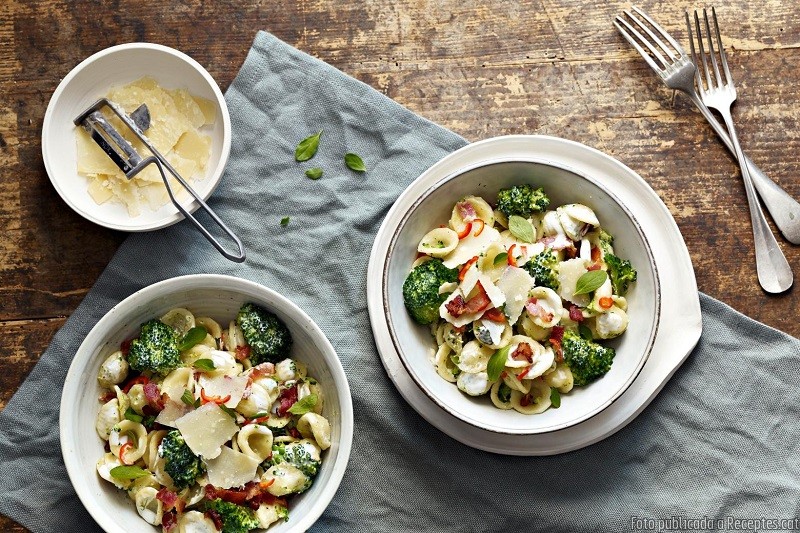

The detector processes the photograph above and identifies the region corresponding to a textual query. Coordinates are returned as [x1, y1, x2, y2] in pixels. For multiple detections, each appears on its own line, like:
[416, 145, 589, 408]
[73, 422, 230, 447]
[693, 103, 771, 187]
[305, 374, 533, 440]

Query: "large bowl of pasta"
[381, 139, 660, 435]
[60, 274, 353, 533]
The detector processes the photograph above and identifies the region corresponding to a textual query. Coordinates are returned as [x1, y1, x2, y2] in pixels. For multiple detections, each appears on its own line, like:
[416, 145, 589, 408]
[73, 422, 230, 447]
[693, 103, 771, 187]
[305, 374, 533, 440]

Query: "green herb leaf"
[180, 389, 199, 407]
[508, 215, 535, 243]
[295, 131, 322, 162]
[143, 415, 156, 428]
[110, 465, 150, 481]
[288, 394, 318, 415]
[280, 216, 290, 227]
[193, 358, 216, 372]
[305, 167, 323, 180]
[178, 326, 208, 351]
[578, 324, 593, 340]
[550, 387, 561, 408]
[574, 270, 608, 296]
[124, 407, 143, 424]
[487, 346, 510, 382]
[493, 252, 508, 266]
[344, 152, 366, 172]
[219, 404, 237, 420]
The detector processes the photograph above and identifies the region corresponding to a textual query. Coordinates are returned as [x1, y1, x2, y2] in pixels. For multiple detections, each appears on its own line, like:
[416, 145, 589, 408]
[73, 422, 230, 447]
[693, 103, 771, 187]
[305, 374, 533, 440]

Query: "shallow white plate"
[367, 135, 702, 455]
[42, 43, 231, 232]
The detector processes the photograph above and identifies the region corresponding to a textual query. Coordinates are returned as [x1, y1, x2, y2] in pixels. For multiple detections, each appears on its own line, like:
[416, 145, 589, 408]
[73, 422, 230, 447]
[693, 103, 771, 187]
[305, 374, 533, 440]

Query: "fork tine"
[684, 11, 704, 91]
[702, 8, 724, 88]
[614, 16, 668, 72]
[623, 9, 676, 62]
[693, 10, 714, 91]
[630, 6, 686, 57]
[710, 7, 734, 85]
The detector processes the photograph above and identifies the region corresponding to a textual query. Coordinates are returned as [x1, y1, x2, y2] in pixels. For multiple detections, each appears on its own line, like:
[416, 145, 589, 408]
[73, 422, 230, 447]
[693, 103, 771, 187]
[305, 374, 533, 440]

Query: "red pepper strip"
[518, 366, 532, 380]
[246, 415, 270, 425]
[599, 297, 614, 310]
[482, 307, 505, 323]
[507, 244, 518, 267]
[472, 219, 485, 237]
[200, 388, 231, 405]
[119, 442, 134, 465]
[520, 393, 532, 407]
[458, 256, 479, 281]
[259, 479, 276, 489]
[587, 263, 602, 271]
[457, 222, 473, 240]
[122, 375, 150, 393]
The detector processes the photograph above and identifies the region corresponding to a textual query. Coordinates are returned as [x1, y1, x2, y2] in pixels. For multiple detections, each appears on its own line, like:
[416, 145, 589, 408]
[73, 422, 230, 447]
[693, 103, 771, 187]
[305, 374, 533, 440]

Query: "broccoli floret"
[271, 442, 321, 479]
[276, 505, 289, 521]
[127, 319, 181, 376]
[204, 498, 260, 533]
[561, 329, 615, 386]
[495, 184, 550, 218]
[597, 229, 614, 257]
[402, 259, 458, 325]
[237, 303, 292, 365]
[605, 253, 637, 296]
[523, 250, 560, 291]
[159, 430, 205, 490]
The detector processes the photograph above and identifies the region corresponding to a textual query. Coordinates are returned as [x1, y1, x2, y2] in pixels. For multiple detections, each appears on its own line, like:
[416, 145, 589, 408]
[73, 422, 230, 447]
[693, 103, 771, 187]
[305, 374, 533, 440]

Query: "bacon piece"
[519, 393, 532, 407]
[587, 263, 602, 271]
[206, 509, 223, 530]
[482, 307, 505, 323]
[99, 390, 116, 403]
[156, 488, 183, 513]
[512, 342, 533, 362]
[463, 282, 491, 314]
[251, 362, 275, 378]
[288, 428, 302, 439]
[161, 511, 177, 532]
[143, 382, 165, 411]
[456, 201, 477, 221]
[122, 375, 150, 393]
[234, 345, 251, 361]
[445, 294, 467, 317]
[276, 385, 298, 417]
[205, 482, 287, 511]
[120, 339, 133, 356]
[568, 304, 584, 323]
[591, 246, 602, 263]
[549, 326, 564, 362]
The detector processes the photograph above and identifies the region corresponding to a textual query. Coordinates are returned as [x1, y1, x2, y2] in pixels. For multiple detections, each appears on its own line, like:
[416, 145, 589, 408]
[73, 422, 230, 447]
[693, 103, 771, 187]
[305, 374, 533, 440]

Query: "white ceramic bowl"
[60, 274, 353, 533]
[382, 145, 661, 435]
[42, 43, 231, 232]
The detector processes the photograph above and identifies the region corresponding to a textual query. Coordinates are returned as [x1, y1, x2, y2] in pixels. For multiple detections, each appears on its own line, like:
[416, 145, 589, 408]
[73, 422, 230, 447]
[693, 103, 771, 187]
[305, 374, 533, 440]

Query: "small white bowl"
[60, 274, 353, 533]
[382, 148, 660, 435]
[42, 43, 231, 232]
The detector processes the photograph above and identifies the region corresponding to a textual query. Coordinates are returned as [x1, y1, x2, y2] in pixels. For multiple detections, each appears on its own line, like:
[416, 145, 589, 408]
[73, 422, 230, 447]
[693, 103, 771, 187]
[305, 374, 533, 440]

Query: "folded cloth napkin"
[3, 31, 800, 533]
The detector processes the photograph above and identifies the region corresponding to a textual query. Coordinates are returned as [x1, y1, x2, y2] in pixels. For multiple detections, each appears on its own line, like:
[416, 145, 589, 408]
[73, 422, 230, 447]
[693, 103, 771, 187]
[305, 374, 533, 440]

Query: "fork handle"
[715, 108, 793, 293]
[687, 92, 800, 244]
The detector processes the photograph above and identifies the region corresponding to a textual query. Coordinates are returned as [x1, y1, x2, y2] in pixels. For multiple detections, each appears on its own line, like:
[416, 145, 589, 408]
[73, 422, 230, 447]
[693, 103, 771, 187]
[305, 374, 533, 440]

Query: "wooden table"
[2, 0, 798, 530]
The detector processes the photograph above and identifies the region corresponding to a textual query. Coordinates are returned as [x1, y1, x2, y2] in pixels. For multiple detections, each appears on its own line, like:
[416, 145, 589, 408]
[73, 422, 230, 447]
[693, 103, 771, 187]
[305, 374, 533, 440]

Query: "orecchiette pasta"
[94, 304, 334, 530]
[403, 185, 637, 415]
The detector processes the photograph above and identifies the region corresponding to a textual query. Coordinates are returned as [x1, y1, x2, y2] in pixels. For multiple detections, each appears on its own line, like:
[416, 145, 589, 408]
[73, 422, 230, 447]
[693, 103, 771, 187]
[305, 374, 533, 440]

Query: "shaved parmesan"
[196, 374, 249, 408]
[203, 446, 260, 489]
[459, 262, 481, 296]
[442, 226, 500, 268]
[478, 275, 506, 308]
[76, 77, 215, 216]
[174, 403, 238, 459]
[154, 399, 192, 428]
[496, 267, 536, 325]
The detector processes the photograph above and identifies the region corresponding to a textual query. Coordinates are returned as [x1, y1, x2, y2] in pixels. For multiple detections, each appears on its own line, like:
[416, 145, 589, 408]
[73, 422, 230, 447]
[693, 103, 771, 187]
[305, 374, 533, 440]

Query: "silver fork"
[687, 7, 792, 293]
[614, 6, 800, 246]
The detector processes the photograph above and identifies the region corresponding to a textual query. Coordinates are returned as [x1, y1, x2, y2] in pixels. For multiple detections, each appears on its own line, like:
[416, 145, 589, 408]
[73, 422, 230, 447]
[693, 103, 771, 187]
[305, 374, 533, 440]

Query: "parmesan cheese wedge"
[154, 399, 192, 428]
[442, 226, 500, 268]
[196, 374, 249, 408]
[496, 266, 535, 325]
[203, 446, 260, 489]
[174, 403, 238, 459]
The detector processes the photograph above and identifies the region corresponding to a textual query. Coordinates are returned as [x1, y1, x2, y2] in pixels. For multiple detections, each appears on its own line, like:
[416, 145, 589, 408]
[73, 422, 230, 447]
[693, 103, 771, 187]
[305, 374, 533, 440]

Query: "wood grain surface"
[2, 0, 799, 530]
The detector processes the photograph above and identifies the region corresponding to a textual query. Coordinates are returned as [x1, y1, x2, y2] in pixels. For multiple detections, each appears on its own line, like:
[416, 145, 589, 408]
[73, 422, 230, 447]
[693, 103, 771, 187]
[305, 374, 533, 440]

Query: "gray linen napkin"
[2, 31, 800, 532]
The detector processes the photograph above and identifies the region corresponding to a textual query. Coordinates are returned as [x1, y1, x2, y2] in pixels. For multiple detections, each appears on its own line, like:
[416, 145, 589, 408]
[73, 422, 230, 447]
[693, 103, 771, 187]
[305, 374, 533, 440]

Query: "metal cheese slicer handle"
[75, 98, 245, 263]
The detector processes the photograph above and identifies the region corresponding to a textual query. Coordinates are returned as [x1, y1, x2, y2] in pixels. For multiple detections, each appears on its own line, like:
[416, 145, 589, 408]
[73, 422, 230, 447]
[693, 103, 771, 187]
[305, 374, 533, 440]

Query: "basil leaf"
[550, 387, 561, 408]
[280, 216, 290, 227]
[180, 389, 198, 407]
[193, 358, 216, 372]
[487, 346, 510, 382]
[493, 252, 508, 266]
[288, 394, 318, 415]
[143, 415, 156, 428]
[344, 153, 366, 172]
[574, 270, 608, 296]
[110, 465, 150, 480]
[305, 167, 323, 180]
[178, 326, 208, 351]
[578, 324, 593, 341]
[295, 131, 322, 162]
[508, 215, 535, 243]
[219, 404, 237, 420]
[124, 407, 143, 424]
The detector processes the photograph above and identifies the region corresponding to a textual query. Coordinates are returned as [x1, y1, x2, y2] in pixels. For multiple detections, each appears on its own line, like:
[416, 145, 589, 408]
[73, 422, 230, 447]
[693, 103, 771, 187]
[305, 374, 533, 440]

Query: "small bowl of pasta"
[60, 274, 353, 533]
[382, 152, 660, 435]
